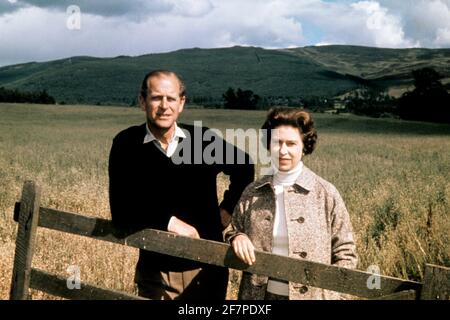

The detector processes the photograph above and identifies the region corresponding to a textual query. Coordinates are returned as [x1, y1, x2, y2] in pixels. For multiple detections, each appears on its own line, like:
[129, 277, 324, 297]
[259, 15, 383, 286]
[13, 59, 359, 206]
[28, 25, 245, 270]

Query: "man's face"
[140, 74, 185, 131]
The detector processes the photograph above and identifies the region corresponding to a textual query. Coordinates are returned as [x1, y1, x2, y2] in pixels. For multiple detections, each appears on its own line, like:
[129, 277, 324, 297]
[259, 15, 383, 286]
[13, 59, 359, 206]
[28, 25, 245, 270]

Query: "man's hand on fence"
[167, 216, 200, 239]
[231, 234, 256, 265]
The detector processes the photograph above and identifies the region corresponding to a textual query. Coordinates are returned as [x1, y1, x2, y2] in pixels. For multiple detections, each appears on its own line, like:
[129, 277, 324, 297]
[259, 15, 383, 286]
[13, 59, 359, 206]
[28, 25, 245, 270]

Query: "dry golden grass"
[1, 103, 449, 300]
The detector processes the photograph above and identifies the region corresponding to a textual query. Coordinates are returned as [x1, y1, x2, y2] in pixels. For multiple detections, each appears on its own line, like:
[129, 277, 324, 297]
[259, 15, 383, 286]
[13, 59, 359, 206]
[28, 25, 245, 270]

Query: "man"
[108, 70, 254, 300]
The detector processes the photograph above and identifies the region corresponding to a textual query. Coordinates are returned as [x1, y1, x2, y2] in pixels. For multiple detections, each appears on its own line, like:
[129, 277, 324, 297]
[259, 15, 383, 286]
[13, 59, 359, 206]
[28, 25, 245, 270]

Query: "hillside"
[0, 45, 449, 106]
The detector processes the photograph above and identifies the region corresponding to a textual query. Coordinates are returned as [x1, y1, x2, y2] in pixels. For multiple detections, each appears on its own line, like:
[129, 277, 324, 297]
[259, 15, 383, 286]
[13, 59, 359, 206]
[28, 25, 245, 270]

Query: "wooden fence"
[9, 181, 450, 300]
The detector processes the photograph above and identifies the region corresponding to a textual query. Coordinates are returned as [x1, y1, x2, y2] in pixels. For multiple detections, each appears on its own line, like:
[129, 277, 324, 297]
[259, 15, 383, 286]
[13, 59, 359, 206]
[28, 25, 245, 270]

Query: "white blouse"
[267, 161, 303, 296]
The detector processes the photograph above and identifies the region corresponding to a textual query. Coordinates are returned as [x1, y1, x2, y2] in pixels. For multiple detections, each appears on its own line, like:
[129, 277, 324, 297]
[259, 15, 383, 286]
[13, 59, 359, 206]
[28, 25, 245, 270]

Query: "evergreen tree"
[398, 68, 450, 123]
[222, 87, 259, 110]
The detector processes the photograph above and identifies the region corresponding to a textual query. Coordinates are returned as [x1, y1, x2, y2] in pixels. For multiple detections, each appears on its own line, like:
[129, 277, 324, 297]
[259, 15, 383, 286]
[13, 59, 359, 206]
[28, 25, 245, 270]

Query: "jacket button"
[299, 286, 308, 294]
[299, 252, 307, 258]
[297, 217, 305, 223]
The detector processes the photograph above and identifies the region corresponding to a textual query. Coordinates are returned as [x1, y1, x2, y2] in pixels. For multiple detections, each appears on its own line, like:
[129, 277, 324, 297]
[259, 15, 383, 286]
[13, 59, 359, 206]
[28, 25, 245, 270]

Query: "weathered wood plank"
[10, 182, 41, 300]
[373, 289, 417, 300]
[32, 206, 421, 299]
[420, 264, 450, 300]
[30, 268, 147, 300]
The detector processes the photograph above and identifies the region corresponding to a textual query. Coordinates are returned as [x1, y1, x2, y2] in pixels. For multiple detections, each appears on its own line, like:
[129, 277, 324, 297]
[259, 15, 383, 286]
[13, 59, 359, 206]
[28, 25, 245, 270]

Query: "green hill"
[0, 45, 449, 106]
[284, 45, 450, 87]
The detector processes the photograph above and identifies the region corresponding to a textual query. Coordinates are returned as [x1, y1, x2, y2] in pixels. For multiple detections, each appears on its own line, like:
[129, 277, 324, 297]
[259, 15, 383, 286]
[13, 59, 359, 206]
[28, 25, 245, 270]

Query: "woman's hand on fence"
[167, 216, 200, 239]
[232, 234, 256, 265]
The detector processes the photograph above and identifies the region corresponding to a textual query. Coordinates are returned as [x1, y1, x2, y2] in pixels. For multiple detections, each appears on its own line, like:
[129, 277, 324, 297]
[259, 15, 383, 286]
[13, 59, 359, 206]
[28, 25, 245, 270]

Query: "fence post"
[420, 264, 450, 300]
[10, 181, 41, 300]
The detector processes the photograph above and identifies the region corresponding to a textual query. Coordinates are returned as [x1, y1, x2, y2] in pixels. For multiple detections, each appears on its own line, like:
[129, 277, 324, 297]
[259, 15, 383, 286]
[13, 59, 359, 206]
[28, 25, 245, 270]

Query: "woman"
[225, 107, 357, 300]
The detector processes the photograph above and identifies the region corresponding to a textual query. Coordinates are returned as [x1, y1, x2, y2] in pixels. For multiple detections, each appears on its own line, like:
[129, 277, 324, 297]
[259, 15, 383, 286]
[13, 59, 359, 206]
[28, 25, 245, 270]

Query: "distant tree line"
[344, 67, 450, 123]
[0, 87, 55, 104]
[345, 89, 397, 118]
[214, 67, 450, 124]
[219, 87, 334, 111]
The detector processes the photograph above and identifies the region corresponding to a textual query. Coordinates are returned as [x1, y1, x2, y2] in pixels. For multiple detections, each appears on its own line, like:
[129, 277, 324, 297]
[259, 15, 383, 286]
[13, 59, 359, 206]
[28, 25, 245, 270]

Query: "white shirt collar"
[143, 122, 186, 144]
[143, 123, 186, 158]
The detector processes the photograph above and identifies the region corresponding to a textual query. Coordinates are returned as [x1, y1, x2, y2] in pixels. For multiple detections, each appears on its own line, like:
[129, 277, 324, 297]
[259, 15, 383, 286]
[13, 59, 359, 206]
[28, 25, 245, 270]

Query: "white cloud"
[266, 0, 418, 48]
[0, 1, 304, 66]
[378, 0, 450, 47]
[349, 1, 419, 47]
[435, 28, 450, 46]
[208, 1, 303, 47]
[419, 0, 450, 47]
[169, 0, 214, 17]
[0, 0, 449, 67]
[2, 0, 173, 18]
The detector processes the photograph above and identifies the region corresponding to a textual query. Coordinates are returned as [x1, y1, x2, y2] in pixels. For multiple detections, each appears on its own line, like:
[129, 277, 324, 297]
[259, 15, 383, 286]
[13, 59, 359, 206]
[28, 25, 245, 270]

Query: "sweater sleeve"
[219, 140, 255, 214]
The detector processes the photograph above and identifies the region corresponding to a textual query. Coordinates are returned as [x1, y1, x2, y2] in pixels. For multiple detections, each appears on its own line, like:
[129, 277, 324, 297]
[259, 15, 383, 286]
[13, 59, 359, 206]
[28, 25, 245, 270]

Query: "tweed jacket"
[225, 165, 357, 300]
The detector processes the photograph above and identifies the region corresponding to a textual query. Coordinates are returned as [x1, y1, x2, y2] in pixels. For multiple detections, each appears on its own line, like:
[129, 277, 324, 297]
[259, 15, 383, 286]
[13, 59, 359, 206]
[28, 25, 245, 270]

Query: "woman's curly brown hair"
[261, 107, 317, 155]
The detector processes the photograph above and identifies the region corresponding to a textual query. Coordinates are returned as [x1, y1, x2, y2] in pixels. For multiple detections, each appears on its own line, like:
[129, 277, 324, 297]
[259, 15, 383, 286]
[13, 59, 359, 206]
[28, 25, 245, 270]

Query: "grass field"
[1, 103, 449, 300]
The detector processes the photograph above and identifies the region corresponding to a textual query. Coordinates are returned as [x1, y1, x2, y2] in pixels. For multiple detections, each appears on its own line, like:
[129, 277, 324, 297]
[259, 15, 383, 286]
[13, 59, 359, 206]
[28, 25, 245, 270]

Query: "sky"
[0, 0, 449, 66]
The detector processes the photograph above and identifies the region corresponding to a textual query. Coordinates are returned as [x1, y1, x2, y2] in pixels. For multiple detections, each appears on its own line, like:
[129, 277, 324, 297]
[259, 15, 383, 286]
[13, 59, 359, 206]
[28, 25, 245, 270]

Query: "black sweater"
[109, 123, 255, 272]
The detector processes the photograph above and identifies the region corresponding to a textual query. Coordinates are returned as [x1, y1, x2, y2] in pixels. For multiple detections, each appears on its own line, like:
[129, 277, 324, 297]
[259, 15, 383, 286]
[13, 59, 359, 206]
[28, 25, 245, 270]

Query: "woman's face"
[270, 125, 304, 172]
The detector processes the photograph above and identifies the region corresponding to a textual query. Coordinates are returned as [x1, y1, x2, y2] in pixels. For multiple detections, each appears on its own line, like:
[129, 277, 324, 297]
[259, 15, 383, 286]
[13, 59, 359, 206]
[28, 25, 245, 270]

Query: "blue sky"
[0, 0, 449, 66]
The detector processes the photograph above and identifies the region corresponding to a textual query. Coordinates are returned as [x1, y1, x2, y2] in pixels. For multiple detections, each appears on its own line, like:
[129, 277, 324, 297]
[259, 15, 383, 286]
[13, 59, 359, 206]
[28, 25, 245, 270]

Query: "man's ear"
[178, 96, 186, 113]
[139, 95, 146, 111]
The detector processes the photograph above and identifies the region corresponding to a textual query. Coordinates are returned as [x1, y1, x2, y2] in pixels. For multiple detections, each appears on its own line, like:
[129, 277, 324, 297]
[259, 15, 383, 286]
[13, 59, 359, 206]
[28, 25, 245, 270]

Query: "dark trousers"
[136, 266, 229, 300]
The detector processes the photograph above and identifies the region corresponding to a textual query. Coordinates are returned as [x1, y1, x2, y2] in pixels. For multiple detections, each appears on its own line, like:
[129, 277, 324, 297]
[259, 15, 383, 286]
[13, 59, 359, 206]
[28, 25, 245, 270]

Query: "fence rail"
[9, 181, 450, 300]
